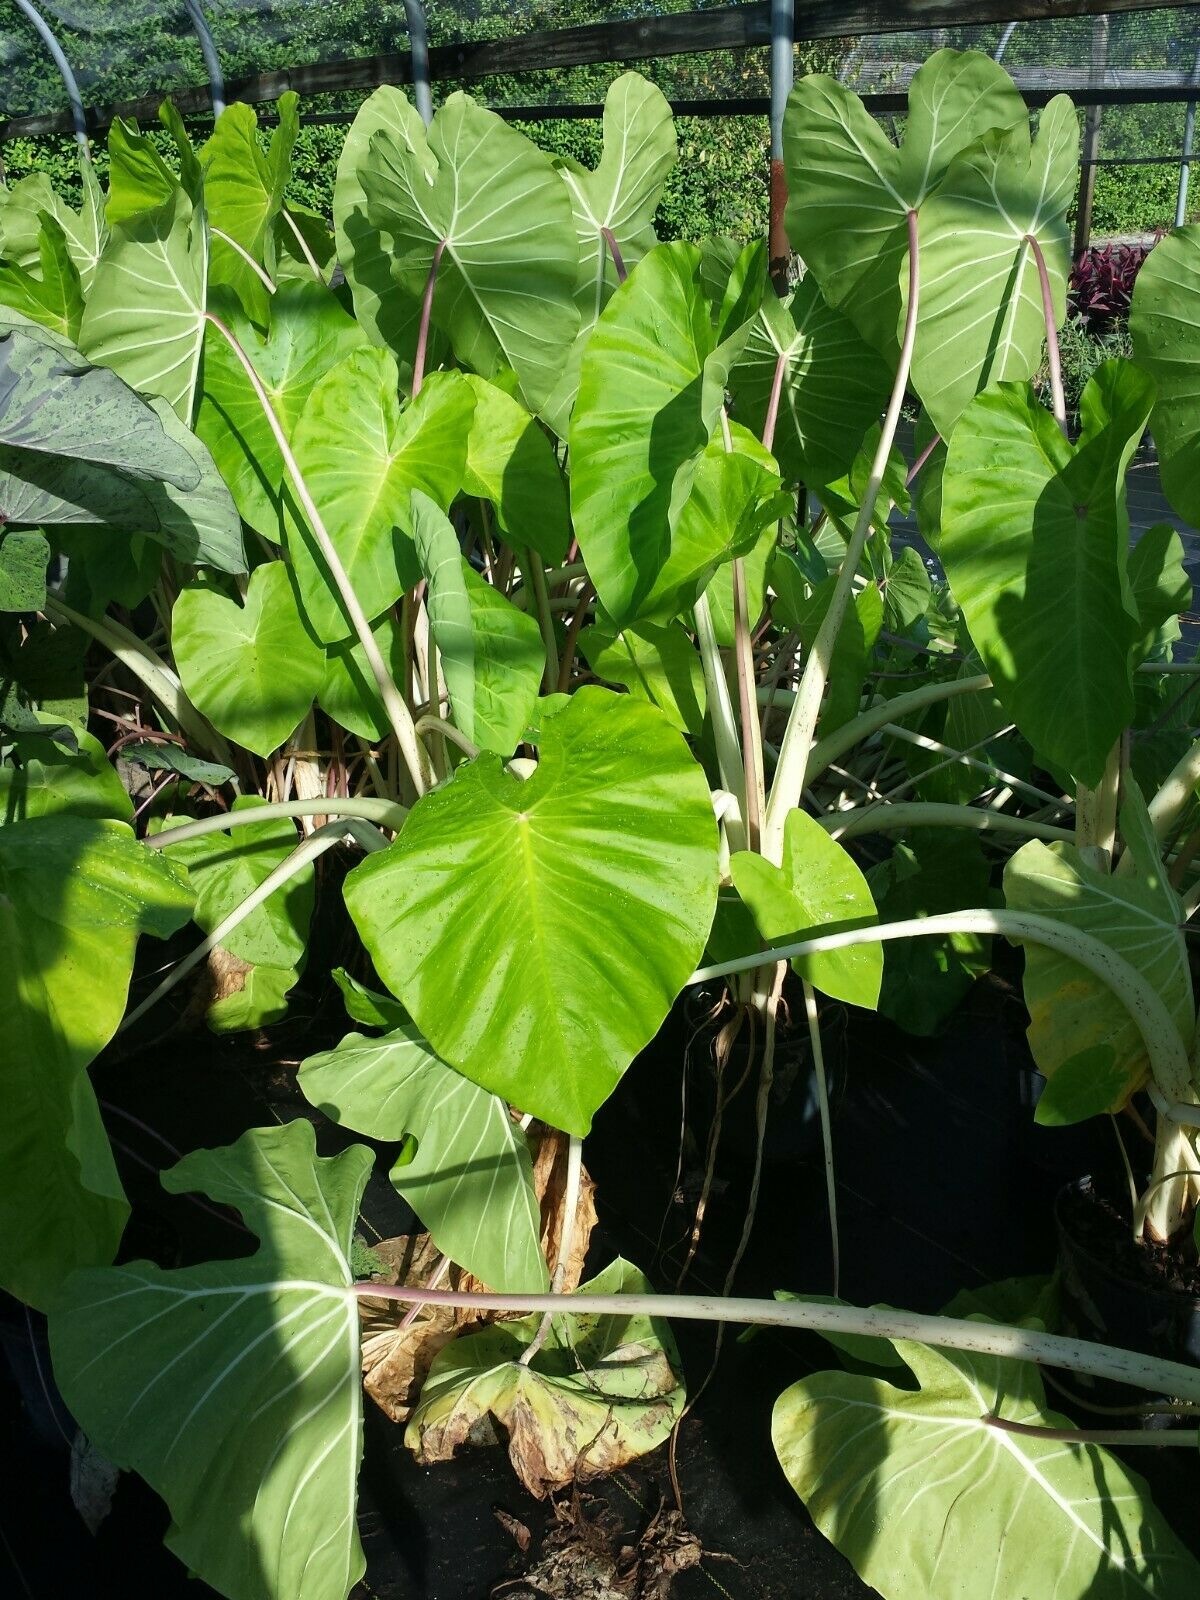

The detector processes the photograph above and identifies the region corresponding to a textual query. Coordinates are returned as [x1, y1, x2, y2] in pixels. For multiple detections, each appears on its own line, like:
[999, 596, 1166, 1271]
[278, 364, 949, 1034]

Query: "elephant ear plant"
[3, 54, 1200, 1600]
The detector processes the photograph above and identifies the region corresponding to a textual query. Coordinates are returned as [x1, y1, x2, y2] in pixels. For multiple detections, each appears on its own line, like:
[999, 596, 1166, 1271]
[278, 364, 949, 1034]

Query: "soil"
[1058, 1177, 1200, 1297]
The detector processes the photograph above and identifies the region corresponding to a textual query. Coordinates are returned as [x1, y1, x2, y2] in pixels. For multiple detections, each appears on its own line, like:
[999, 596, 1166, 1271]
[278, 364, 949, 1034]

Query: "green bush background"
[0, 0, 1191, 241]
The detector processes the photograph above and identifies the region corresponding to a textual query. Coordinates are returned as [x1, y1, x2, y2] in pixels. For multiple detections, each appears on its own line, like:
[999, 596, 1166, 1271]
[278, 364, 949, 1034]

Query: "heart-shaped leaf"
[783, 50, 1025, 356]
[912, 95, 1077, 436]
[0, 816, 192, 1308]
[579, 616, 707, 736]
[1003, 826, 1193, 1118]
[49, 1121, 373, 1600]
[345, 687, 719, 1134]
[570, 242, 763, 627]
[172, 563, 324, 758]
[461, 373, 569, 563]
[360, 93, 579, 410]
[157, 797, 314, 971]
[81, 185, 207, 421]
[300, 1024, 547, 1292]
[774, 1331, 1199, 1600]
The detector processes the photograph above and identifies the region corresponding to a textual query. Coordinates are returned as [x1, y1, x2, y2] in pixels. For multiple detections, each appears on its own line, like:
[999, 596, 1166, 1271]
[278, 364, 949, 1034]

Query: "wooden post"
[1074, 14, 1110, 257]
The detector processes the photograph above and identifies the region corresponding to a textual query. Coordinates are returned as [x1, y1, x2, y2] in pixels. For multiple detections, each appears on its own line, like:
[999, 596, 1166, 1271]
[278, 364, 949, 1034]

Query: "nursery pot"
[1055, 1176, 1200, 1372]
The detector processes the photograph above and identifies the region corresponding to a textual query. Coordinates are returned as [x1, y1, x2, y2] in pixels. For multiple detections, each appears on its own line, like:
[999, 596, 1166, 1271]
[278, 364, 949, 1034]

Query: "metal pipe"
[182, 0, 225, 120]
[994, 21, 1018, 64]
[11, 0, 89, 159]
[402, 0, 433, 125]
[1176, 46, 1200, 228]
[768, 0, 793, 293]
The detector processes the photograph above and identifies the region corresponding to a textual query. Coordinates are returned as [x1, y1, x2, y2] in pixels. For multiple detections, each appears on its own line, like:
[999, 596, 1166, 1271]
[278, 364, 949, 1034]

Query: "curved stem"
[145, 796, 406, 850]
[281, 207, 323, 282]
[695, 590, 748, 850]
[351, 1281, 1200, 1403]
[210, 227, 276, 296]
[763, 209, 921, 861]
[121, 820, 380, 1034]
[414, 714, 478, 761]
[983, 1415, 1199, 1448]
[44, 595, 230, 763]
[801, 673, 993, 786]
[203, 312, 432, 796]
[690, 908, 1195, 1108]
[820, 801, 1073, 846]
[1149, 733, 1200, 844]
[524, 550, 560, 693]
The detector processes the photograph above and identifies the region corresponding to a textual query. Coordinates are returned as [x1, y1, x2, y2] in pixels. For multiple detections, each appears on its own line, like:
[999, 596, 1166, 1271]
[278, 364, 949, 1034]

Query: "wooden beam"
[2, 0, 1198, 143]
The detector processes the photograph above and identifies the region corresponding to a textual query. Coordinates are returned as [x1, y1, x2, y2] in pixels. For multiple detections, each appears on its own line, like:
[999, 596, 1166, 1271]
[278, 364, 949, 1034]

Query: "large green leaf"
[1130, 224, 1200, 526]
[196, 280, 371, 541]
[360, 93, 579, 410]
[334, 86, 444, 386]
[172, 564, 324, 758]
[49, 1121, 372, 1600]
[728, 273, 890, 482]
[1003, 828, 1193, 1117]
[912, 95, 1077, 437]
[731, 807, 881, 1008]
[157, 796, 314, 970]
[938, 367, 1151, 785]
[80, 185, 207, 421]
[407, 1258, 684, 1497]
[202, 95, 298, 326]
[1127, 524, 1192, 668]
[412, 491, 545, 754]
[461, 373, 569, 563]
[570, 242, 765, 626]
[773, 1333, 1199, 1600]
[287, 354, 472, 643]
[299, 1024, 547, 1292]
[783, 50, 1025, 356]
[141, 395, 247, 573]
[345, 687, 719, 1134]
[555, 72, 676, 325]
[0, 816, 192, 1309]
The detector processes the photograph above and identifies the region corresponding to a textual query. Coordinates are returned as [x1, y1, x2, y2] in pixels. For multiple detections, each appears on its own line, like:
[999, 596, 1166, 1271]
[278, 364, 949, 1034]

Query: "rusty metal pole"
[768, 0, 794, 294]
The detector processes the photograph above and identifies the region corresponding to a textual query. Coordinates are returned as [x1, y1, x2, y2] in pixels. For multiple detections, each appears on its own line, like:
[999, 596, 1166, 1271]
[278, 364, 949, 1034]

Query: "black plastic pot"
[1055, 1176, 1200, 1371]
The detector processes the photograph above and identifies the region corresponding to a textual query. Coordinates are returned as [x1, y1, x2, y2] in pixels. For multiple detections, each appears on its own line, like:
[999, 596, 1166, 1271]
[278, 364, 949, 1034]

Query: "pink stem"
[762, 347, 788, 456]
[412, 238, 447, 398]
[600, 226, 627, 284]
[1028, 232, 1067, 437]
[905, 430, 942, 487]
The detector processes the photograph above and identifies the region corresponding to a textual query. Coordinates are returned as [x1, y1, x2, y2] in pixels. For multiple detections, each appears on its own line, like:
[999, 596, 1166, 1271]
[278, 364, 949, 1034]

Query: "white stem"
[822, 801, 1073, 845]
[763, 208, 921, 862]
[354, 1283, 1200, 1403]
[120, 819, 386, 1033]
[694, 590, 748, 852]
[281, 207, 324, 281]
[210, 227, 276, 295]
[146, 797, 406, 850]
[204, 313, 432, 796]
[691, 909, 1195, 1107]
